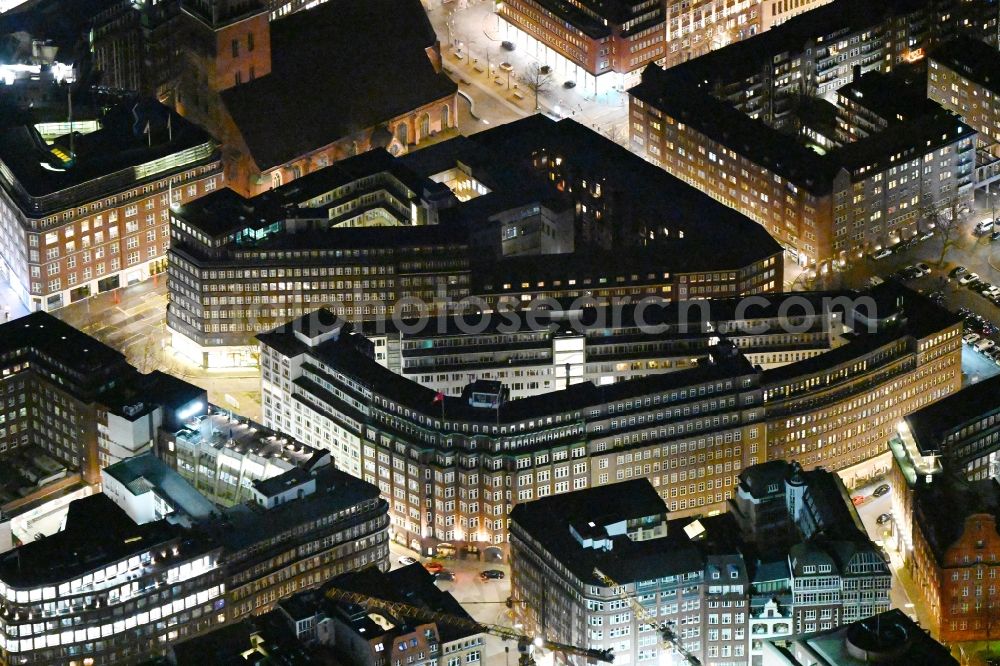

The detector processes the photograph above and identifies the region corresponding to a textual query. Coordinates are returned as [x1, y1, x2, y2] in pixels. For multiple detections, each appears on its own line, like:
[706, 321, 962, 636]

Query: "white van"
[975, 338, 996, 353]
[976, 219, 995, 235]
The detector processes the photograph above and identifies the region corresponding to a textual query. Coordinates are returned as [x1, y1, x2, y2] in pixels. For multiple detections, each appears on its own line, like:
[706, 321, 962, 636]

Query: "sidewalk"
[0, 279, 29, 322]
[431, 0, 628, 138]
[886, 547, 939, 640]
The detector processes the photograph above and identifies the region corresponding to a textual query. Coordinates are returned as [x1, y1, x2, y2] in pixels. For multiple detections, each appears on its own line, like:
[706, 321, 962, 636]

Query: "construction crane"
[592, 568, 701, 666]
[325, 585, 615, 666]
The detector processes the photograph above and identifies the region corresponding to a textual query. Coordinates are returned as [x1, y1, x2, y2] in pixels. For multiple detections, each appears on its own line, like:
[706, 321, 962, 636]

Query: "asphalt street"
[34, 277, 265, 421]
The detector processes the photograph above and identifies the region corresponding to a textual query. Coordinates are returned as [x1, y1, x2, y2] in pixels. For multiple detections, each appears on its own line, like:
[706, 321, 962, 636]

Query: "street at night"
[0, 0, 997, 663]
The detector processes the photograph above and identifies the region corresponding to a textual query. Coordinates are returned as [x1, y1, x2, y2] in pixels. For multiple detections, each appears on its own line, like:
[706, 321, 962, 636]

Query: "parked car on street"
[975, 338, 996, 352]
[986, 348, 1000, 366]
[480, 569, 505, 581]
[959, 272, 981, 285]
[871, 248, 893, 260]
[876, 513, 892, 525]
[873, 484, 891, 497]
[964, 332, 982, 344]
[950, 266, 968, 278]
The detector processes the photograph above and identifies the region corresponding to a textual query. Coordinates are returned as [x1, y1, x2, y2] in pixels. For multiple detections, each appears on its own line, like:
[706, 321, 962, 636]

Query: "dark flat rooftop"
[176, 150, 432, 239]
[763, 282, 960, 384]
[328, 564, 479, 644]
[776, 609, 957, 666]
[0, 99, 213, 202]
[905, 373, 1000, 455]
[0, 494, 194, 588]
[0, 311, 126, 377]
[836, 67, 940, 123]
[211, 465, 381, 552]
[510, 479, 742, 584]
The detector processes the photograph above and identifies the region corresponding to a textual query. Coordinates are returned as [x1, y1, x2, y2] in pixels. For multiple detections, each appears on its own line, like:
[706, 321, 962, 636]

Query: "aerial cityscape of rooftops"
[3, 0, 1000, 663]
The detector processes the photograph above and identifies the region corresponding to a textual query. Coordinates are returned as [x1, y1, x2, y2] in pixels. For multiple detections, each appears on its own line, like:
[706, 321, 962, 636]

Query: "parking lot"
[851, 251, 1000, 383]
[388, 541, 525, 666]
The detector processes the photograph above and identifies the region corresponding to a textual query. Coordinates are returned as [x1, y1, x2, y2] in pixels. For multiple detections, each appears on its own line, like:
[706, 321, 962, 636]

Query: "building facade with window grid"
[628, 0, 991, 270]
[509, 473, 888, 666]
[255, 282, 961, 560]
[0, 100, 221, 312]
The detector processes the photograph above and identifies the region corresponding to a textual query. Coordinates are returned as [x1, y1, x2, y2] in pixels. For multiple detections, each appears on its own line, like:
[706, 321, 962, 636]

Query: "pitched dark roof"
[912, 474, 1000, 564]
[629, 65, 838, 196]
[259, 313, 757, 426]
[931, 35, 1000, 94]
[737, 460, 790, 499]
[472, 116, 785, 266]
[220, 0, 457, 171]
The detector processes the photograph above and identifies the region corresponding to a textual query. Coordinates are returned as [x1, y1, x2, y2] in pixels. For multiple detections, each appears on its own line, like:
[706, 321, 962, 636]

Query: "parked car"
[876, 513, 892, 525]
[991, 230, 1000, 242]
[480, 569, 506, 580]
[852, 495, 865, 506]
[918, 231, 935, 241]
[871, 248, 893, 260]
[501, 40, 516, 51]
[975, 338, 996, 352]
[424, 561, 445, 573]
[499, 62, 513, 71]
[950, 266, 968, 278]
[915, 263, 931, 276]
[398, 556, 417, 566]
[964, 332, 982, 344]
[959, 272, 981, 285]
[977, 220, 996, 235]
[434, 570, 456, 581]
[873, 484, 891, 497]
[986, 348, 1000, 366]
[563, 80, 576, 88]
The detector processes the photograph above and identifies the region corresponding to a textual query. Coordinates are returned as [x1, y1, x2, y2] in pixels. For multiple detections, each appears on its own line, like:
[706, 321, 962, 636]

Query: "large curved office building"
[256, 282, 961, 558]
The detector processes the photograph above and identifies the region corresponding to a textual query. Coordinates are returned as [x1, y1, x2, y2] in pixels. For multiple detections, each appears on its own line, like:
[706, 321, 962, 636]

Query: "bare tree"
[920, 195, 969, 267]
[604, 123, 628, 147]
[523, 63, 553, 111]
